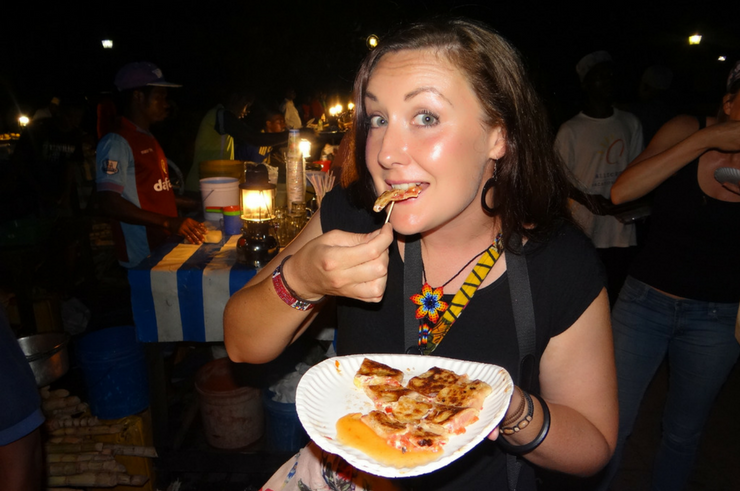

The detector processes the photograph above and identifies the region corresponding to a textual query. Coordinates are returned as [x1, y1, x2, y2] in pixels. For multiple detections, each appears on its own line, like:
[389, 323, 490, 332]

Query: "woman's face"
[364, 49, 506, 236]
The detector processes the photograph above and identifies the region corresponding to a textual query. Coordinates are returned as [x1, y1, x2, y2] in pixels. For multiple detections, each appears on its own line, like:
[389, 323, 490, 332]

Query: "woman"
[225, 18, 617, 490]
[600, 61, 740, 490]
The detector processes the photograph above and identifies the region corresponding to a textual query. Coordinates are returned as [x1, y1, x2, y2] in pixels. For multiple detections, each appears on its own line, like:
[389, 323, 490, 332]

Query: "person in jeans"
[594, 60, 740, 491]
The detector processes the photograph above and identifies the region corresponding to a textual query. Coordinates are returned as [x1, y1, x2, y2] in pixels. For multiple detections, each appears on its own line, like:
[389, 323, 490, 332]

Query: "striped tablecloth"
[128, 235, 257, 342]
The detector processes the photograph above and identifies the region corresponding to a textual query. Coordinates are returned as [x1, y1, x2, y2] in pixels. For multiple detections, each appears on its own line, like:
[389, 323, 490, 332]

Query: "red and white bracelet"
[272, 256, 325, 311]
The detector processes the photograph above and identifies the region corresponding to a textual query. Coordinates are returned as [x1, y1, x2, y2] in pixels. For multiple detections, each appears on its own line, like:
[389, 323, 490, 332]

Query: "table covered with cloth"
[128, 235, 256, 343]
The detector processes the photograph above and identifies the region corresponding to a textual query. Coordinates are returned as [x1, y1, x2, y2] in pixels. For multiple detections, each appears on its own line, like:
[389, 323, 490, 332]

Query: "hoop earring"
[481, 161, 501, 215]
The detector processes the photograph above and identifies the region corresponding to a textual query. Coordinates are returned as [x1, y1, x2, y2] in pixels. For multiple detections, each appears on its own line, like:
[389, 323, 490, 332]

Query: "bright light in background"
[299, 139, 311, 159]
[688, 34, 702, 45]
[367, 35, 379, 50]
[18, 115, 29, 127]
[328, 104, 344, 117]
[718, 56, 727, 61]
[347, 102, 354, 111]
[101, 39, 113, 49]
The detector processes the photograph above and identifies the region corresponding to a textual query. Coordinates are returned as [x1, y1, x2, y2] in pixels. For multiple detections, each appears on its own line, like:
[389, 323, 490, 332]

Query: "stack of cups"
[286, 129, 305, 213]
[222, 205, 243, 236]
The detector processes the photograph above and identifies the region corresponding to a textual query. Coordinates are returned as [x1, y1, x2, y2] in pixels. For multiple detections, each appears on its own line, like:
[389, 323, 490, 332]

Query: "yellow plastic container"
[90, 410, 156, 491]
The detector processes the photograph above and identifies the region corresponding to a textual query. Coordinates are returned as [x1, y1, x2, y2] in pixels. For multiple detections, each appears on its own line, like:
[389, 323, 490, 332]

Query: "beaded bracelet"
[497, 393, 551, 455]
[501, 386, 527, 429]
[272, 255, 325, 311]
[501, 388, 534, 435]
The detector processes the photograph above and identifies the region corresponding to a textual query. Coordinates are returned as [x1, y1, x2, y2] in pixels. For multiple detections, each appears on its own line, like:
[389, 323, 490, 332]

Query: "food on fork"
[373, 185, 422, 212]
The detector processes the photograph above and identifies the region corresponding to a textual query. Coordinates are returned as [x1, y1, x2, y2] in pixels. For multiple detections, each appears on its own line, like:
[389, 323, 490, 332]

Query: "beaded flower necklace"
[410, 233, 503, 355]
[410, 245, 491, 323]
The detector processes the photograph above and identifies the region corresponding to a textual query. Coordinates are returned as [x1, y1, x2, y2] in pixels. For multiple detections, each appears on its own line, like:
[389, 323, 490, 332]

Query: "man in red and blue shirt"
[96, 62, 205, 268]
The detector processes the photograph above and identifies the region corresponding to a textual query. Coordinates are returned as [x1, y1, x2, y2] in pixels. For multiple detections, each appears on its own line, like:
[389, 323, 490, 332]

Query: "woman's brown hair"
[346, 17, 573, 250]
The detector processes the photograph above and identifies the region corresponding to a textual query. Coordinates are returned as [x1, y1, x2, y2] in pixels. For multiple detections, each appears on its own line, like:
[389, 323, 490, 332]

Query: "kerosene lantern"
[236, 163, 279, 268]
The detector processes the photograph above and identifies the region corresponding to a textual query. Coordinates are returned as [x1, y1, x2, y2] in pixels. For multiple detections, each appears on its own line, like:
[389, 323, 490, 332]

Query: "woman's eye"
[413, 112, 439, 126]
[368, 115, 387, 128]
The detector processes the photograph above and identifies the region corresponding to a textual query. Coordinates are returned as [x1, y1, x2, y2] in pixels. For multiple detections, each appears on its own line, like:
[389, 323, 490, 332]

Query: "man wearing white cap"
[555, 51, 644, 305]
[96, 62, 205, 268]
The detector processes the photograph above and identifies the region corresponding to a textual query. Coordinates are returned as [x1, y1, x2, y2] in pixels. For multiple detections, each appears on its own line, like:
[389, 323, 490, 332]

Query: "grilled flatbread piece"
[421, 404, 480, 435]
[435, 379, 493, 411]
[344, 359, 494, 463]
[373, 186, 422, 212]
[354, 358, 405, 389]
[390, 394, 434, 424]
[361, 411, 447, 453]
[363, 384, 418, 407]
[407, 367, 466, 398]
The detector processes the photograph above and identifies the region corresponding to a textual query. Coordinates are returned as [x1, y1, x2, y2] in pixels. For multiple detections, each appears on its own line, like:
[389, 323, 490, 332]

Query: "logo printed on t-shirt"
[154, 178, 173, 191]
[103, 159, 119, 175]
[141, 148, 153, 155]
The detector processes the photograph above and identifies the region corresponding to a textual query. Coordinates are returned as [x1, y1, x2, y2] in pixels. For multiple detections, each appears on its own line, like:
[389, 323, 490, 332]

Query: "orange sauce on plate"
[336, 413, 442, 468]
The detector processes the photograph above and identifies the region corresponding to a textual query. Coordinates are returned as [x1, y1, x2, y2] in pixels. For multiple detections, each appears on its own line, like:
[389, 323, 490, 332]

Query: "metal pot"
[17, 332, 70, 387]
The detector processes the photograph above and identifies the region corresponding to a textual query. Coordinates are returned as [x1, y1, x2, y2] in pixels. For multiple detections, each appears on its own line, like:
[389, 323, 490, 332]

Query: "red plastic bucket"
[194, 358, 264, 449]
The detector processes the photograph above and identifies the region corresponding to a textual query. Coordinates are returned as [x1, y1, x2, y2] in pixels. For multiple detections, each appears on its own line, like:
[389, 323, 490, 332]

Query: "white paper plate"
[715, 167, 740, 185]
[295, 354, 513, 478]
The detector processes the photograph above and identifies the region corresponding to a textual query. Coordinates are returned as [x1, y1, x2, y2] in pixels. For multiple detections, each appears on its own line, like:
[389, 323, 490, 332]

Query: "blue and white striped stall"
[128, 235, 257, 342]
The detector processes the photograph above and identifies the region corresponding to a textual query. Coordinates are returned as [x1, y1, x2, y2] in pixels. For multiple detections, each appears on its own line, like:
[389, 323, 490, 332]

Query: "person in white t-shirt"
[555, 51, 644, 305]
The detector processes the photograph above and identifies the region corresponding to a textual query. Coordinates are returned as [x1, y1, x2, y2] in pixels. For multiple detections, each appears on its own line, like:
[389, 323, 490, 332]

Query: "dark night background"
[1, 0, 738, 141]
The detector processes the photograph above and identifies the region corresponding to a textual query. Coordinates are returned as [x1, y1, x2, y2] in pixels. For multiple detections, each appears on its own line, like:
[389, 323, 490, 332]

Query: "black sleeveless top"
[320, 186, 605, 491]
[629, 117, 740, 302]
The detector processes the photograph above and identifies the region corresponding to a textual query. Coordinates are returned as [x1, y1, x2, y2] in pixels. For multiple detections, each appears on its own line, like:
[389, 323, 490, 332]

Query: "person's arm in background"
[612, 115, 740, 204]
[96, 134, 205, 244]
[555, 123, 614, 215]
[96, 191, 205, 244]
[567, 186, 614, 215]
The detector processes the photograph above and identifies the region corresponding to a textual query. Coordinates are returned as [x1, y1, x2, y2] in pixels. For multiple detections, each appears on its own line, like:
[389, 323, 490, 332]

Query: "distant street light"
[719, 56, 727, 61]
[101, 39, 113, 49]
[367, 35, 379, 50]
[18, 115, 29, 127]
[688, 34, 702, 45]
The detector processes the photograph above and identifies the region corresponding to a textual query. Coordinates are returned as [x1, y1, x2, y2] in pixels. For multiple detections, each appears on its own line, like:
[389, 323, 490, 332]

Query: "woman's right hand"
[282, 223, 394, 303]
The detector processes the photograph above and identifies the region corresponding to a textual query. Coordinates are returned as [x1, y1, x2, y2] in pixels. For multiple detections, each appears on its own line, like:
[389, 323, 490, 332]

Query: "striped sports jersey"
[96, 117, 177, 268]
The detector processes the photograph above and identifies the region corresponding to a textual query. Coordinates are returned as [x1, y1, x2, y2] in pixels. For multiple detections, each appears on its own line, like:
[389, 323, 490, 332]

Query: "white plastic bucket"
[200, 177, 240, 222]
